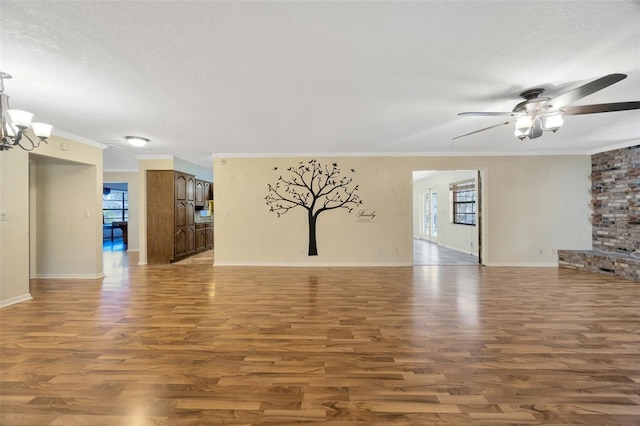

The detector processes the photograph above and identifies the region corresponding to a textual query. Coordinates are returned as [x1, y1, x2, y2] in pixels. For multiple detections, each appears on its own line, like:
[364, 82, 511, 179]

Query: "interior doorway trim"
[412, 169, 484, 266]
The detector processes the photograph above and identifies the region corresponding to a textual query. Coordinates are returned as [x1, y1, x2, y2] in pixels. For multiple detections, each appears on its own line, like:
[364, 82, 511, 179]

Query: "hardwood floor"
[413, 239, 479, 266]
[1, 253, 639, 425]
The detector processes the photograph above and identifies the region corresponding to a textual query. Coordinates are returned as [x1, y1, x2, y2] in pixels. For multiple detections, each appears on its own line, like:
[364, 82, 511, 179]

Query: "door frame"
[412, 169, 484, 265]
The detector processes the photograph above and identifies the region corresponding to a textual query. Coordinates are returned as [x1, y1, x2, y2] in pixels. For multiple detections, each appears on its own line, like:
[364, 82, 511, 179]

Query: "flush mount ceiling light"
[454, 73, 640, 141]
[0, 72, 53, 151]
[125, 136, 149, 147]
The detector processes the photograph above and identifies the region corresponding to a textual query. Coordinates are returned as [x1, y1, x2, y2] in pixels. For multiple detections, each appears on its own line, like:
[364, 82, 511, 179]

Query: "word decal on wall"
[265, 160, 364, 256]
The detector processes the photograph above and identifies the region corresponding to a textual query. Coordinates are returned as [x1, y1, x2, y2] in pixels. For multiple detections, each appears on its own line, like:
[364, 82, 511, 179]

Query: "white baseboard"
[0, 293, 33, 308]
[214, 261, 410, 267]
[35, 273, 105, 279]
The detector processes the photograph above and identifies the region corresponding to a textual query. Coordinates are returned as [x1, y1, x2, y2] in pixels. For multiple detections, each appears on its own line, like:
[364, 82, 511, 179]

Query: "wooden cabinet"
[195, 180, 205, 207]
[205, 224, 214, 249]
[204, 182, 212, 203]
[175, 172, 195, 257]
[195, 223, 206, 251]
[147, 170, 197, 264]
[195, 221, 213, 251]
[195, 180, 212, 207]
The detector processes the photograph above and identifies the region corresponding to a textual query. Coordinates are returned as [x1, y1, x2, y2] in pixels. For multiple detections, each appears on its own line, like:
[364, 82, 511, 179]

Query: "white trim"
[214, 150, 592, 159]
[134, 154, 174, 161]
[587, 140, 640, 155]
[0, 293, 33, 308]
[104, 168, 139, 173]
[214, 261, 411, 267]
[440, 242, 478, 256]
[53, 130, 107, 149]
[35, 273, 105, 279]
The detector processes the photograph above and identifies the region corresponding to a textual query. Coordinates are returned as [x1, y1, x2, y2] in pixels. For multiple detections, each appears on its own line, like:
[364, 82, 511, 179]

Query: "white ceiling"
[2, 1, 639, 171]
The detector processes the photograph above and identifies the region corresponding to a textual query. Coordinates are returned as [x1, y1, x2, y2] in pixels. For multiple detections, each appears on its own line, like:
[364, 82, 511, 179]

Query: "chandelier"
[0, 72, 53, 151]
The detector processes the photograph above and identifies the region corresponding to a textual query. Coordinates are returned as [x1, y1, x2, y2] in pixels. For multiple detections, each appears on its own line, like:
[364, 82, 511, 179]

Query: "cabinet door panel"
[176, 202, 187, 227]
[195, 181, 204, 206]
[187, 176, 195, 202]
[196, 229, 206, 250]
[175, 174, 187, 201]
[187, 227, 195, 253]
[187, 202, 195, 226]
[204, 182, 211, 203]
[175, 228, 187, 257]
[205, 228, 214, 248]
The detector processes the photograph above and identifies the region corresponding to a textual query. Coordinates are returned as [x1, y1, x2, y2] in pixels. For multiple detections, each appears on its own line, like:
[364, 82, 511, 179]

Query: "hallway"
[413, 238, 479, 265]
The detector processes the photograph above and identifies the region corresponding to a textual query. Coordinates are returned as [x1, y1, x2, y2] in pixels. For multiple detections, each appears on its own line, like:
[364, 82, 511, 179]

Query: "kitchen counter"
[195, 215, 213, 224]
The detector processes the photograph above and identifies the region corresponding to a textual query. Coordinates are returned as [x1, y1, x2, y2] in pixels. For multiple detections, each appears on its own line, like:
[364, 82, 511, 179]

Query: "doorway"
[412, 170, 482, 266]
[103, 182, 128, 252]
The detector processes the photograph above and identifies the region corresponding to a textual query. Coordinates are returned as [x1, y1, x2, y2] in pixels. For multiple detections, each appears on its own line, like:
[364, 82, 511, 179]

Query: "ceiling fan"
[453, 73, 640, 141]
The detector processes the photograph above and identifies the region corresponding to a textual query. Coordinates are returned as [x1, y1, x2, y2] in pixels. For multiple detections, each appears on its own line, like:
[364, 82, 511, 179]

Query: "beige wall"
[34, 162, 101, 278]
[213, 155, 592, 266]
[0, 148, 30, 305]
[0, 134, 103, 307]
[104, 171, 140, 251]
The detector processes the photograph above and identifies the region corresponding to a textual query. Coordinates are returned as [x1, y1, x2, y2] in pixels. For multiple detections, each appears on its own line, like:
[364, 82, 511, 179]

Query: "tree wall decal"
[265, 160, 364, 256]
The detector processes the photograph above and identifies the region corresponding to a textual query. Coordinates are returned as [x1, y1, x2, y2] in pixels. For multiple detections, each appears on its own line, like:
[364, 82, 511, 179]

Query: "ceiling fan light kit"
[542, 112, 564, 132]
[0, 71, 54, 151]
[514, 111, 564, 140]
[454, 73, 640, 142]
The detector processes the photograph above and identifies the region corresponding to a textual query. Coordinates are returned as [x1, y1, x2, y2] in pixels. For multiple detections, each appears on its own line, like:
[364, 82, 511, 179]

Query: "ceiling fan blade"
[458, 111, 518, 117]
[548, 73, 627, 109]
[562, 101, 640, 115]
[452, 119, 517, 140]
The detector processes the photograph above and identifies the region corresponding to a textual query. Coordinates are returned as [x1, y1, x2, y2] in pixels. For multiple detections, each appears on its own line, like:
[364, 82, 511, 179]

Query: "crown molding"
[52, 130, 107, 149]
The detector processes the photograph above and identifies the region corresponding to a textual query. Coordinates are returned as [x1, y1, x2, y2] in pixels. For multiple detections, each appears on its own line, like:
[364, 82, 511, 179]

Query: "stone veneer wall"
[558, 144, 640, 281]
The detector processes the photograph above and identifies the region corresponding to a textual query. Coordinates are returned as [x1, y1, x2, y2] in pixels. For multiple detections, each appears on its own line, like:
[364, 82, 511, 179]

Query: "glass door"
[422, 191, 430, 238]
[430, 191, 438, 240]
[421, 189, 438, 242]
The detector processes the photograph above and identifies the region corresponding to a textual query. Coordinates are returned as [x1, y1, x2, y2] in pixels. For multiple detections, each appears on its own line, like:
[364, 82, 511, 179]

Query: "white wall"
[104, 171, 140, 251]
[213, 155, 592, 266]
[413, 170, 479, 255]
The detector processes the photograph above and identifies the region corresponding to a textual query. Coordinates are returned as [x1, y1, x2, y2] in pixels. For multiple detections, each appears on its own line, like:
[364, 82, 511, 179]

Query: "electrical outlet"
[539, 248, 544, 255]
[0, 210, 6, 221]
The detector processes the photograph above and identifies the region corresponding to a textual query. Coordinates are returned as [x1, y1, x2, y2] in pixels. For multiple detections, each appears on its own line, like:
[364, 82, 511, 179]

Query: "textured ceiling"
[2, 1, 639, 171]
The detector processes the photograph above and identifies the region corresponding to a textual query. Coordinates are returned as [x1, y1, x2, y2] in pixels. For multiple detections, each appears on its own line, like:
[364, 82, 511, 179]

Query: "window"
[450, 180, 476, 225]
[103, 189, 128, 224]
